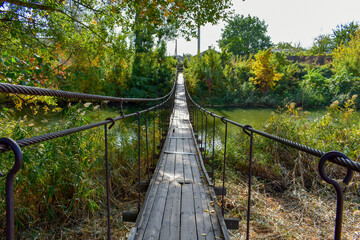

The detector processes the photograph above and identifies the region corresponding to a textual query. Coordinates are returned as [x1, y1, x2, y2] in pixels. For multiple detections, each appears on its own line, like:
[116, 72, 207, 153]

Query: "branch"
[72, 0, 101, 13]
[5, 0, 57, 11]
[5, 0, 108, 43]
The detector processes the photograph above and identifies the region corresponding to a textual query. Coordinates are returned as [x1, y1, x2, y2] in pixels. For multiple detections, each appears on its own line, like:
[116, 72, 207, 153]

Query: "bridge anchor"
[122, 211, 138, 222]
[225, 218, 239, 230]
[214, 186, 227, 196]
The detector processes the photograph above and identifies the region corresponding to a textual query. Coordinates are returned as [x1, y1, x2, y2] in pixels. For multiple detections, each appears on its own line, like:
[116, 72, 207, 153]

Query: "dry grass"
[18, 201, 137, 240]
[220, 175, 360, 239]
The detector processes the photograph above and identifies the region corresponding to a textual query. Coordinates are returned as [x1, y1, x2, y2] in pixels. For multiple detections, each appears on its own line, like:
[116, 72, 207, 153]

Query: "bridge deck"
[128, 74, 230, 240]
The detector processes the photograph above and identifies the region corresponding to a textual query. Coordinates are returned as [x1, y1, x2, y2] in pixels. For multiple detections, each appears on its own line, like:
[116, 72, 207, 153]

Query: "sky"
[167, 0, 360, 55]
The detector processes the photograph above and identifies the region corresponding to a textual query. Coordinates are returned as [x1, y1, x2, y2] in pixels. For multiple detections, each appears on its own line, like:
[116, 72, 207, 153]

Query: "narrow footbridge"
[1, 71, 360, 240]
[127, 74, 229, 239]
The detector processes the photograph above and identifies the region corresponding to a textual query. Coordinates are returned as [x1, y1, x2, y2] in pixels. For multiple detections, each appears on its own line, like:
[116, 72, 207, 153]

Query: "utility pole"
[175, 39, 177, 57]
[197, 26, 201, 56]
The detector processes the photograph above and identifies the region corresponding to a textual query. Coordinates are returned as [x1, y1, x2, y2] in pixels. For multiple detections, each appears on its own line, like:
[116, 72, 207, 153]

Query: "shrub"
[250, 49, 283, 93]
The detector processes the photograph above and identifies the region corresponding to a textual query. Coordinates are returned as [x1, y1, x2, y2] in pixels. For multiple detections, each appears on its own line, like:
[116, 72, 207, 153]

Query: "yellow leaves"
[250, 49, 283, 93]
[91, 57, 100, 68]
[90, 19, 98, 25]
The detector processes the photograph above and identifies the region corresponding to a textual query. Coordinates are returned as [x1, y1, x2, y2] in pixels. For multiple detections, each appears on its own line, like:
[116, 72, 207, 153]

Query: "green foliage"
[332, 21, 360, 47]
[262, 96, 360, 186]
[0, 104, 163, 235]
[333, 31, 360, 77]
[185, 45, 360, 108]
[1, 0, 231, 101]
[275, 42, 306, 55]
[218, 14, 271, 56]
[309, 34, 335, 54]
[128, 43, 177, 98]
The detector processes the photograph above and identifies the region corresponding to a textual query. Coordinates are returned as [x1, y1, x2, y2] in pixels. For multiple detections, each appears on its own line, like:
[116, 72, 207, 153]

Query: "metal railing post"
[204, 112, 208, 160]
[220, 117, 228, 215]
[243, 125, 254, 240]
[104, 119, 115, 240]
[137, 112, 141, 212]
[212, 114, 216, 183]
[145, 111, 150, 182]
[152, 108, 156, 165]
[201, 109, 204, 149]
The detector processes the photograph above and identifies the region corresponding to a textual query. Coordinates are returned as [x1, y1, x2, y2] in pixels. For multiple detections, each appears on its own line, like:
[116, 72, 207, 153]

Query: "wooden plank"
[192, 180, 207, 240]
[183, 155, 193, 183]
[190, 154, 218, 240]
[128, 227, 137, 240]
[162, 154, 175, 182]
[143, 181, 170, 240]
[159, 182, 181, 240]
[156, 154, 168, 182]
[181, 183, 197, 240]
[200, 185, 217, 240]
[168, 137, 177, 151]
[174, 153, 184, 183]
[134, 180, 161, 239]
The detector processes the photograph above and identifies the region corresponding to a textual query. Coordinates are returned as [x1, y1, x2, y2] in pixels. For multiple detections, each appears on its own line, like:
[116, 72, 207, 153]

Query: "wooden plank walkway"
[128, 74, 230, 240]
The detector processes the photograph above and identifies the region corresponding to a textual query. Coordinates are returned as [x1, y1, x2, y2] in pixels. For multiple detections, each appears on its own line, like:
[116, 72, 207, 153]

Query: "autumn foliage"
[250, 49, 283, 93]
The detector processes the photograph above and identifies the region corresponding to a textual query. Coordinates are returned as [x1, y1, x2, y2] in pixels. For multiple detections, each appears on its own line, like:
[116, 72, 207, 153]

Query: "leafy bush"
[250, 49, 283, 93]
[333, 31, 360, 77]
[0, 104, 162, 236]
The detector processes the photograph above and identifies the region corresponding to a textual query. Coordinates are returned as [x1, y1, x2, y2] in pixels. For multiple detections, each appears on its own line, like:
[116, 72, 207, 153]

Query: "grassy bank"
[200, 96, 360, 238]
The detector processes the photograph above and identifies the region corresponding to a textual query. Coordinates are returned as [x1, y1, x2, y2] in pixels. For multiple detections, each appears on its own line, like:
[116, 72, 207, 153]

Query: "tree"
[333, 31, 360, 76]
[218, 14, 271, 56]
[250, 49, 283, 93]
[1, 0, 233, 99]
[275, 42, 305, 55]
[333, 21, 359, 47]
[309, 34, 335, 54]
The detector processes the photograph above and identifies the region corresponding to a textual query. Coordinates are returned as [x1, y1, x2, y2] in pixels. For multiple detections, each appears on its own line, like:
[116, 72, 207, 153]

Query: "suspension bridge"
[1, 69, 360, 240]
[127, 74, 229, 240]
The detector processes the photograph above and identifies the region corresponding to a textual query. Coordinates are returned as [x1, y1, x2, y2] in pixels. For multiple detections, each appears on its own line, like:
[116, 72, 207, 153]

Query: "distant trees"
[309, 34, 335, 54]
[309, 21, 359, 54]
[218, 14, 271, 56]
[333, 21, 360, 46]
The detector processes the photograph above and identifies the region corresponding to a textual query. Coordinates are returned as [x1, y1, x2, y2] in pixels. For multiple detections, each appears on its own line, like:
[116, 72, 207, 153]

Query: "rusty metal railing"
[184, 79, 360, 240]
[0, 79, 176, 240]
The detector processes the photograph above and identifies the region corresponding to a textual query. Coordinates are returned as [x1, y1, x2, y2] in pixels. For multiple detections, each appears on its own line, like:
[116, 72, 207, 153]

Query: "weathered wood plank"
[180, 183, 197, 240]
[163, 154, 175, 182]
[134, 180, 161, 239]
[159, 182, 181, 240]
[183, 155, 193, 184]
[143, 181, 169, 240]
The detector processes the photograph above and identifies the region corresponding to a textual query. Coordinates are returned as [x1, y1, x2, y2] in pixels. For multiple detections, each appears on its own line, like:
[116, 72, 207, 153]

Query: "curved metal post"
[318, 151, 353, 240]
[220, 117, 228, 215]
[243, 125, 254, 240]
[0, 137, 23, 240]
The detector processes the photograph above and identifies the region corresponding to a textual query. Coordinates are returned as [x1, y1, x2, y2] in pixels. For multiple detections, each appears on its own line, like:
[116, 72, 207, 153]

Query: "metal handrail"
[0, 77, 177, 240]
[184, 77, 359, 240]
[0, 79, 175, 102]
